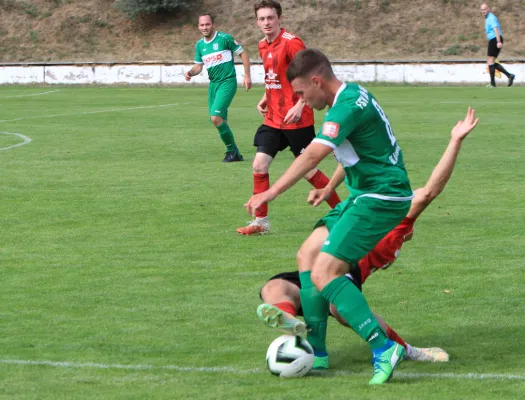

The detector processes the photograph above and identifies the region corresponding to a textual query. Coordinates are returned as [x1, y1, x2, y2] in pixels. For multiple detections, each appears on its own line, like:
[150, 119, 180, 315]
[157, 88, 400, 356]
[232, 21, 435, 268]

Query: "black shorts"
[488, 37, 503, 58]
[259, 270, 362, 317]
[253, 125, 316, 158]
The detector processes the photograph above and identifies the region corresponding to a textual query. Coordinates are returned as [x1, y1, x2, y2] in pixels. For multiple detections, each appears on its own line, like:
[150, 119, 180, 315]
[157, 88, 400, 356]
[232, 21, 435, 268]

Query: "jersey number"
[372, 98, 401, 165]
[372, 98, 396, 146]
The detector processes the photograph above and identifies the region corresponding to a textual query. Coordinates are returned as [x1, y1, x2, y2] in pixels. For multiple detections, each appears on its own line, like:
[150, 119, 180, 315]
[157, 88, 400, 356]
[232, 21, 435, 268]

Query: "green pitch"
[1, 85, 524, 399]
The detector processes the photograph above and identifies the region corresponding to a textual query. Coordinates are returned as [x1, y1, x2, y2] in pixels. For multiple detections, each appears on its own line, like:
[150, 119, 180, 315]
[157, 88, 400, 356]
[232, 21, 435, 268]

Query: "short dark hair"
[286, 49, 334, 83]
[254, 0, 282, 18]
[198, 13, 215, 23]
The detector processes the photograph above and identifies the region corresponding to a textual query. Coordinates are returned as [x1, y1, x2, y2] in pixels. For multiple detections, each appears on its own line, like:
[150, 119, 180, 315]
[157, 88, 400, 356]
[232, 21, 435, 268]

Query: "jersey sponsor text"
[201, 50, 232, 69]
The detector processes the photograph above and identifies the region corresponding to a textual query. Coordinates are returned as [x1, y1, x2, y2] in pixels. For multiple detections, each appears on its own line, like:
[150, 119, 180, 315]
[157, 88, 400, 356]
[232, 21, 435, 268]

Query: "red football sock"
[386, 326, 408, 351]
[253, 173, 269, 218]
[307, 170, 341, 208]
[274, 302, 297, 317]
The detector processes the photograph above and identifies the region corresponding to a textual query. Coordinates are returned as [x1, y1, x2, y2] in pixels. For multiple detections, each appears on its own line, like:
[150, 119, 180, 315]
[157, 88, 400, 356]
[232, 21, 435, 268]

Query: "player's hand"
[451, 107, 479, 141]
[257, 100, 268, 116]
[283, 102, 304, 124]
[184, 71, 192, 82]
[244, 190, 277, 216]
[307, 188, 333, 207]
[497, 41, 503, 49]
[243, 76, 252, 91]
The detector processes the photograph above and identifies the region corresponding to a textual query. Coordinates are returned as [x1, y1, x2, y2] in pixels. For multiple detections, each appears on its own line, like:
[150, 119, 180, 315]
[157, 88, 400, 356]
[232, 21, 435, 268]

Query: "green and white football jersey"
[313, 83, 412, 200]
[194, 31, 244, 83]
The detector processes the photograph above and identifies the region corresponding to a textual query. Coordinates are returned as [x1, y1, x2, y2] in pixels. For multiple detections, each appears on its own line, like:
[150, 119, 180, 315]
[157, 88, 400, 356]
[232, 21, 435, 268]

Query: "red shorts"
[358, 217, 416, 283]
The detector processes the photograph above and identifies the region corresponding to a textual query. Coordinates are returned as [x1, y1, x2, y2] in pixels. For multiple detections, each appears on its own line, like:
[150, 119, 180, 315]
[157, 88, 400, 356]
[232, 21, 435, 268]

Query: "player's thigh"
[253, 125, 285, 158]
[297, 225, 329, 272]
[322, 197, 410, 267]
[283, 125, 316, 157]
[210, 78, 237, 120]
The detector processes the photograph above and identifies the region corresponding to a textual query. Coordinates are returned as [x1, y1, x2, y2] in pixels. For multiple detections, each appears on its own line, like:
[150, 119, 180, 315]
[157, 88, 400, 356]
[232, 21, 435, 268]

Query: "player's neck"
[265, 28, 282, 44]
[327, 79, 345, 107]
[203, 30, 217, 42]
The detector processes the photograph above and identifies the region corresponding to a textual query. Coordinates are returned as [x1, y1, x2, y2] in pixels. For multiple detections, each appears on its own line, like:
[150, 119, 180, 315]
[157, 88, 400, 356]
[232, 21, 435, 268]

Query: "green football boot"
[369, 340, 406, 385]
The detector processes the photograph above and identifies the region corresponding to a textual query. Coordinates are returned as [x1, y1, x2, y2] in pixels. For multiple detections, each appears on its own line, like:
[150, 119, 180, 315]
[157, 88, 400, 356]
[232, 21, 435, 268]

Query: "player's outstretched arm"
[407, 107, 479, 219]
[184, 64, 204, 81]
[308, 164, 345, 207]
[239, 51, 252, 91]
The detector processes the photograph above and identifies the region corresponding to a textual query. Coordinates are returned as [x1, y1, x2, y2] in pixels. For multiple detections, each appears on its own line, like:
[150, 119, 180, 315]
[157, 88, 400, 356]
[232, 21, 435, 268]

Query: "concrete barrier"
[0, 61, 523, 85]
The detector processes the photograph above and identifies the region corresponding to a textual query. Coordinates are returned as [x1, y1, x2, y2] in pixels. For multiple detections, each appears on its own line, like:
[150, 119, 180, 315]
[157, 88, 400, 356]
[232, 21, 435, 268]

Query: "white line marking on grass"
[0, 132, 31, 151]
[0, 90, 61, 99]
[385, 100, 520, 105]
[0, 103, 190, 123]
[333, 370, 525, 381]
[1, 358, 524, 381]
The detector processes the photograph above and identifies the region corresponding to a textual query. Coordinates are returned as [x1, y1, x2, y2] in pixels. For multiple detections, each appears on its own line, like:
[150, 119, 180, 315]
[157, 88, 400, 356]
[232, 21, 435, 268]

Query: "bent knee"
[260, 278, 300, 305]
[296, 247, 316, 272]
[261, 279, 286, 299]
[310, 269, 327, 290]
[252, 160, 270, 174]
[210, 116, 223, 126]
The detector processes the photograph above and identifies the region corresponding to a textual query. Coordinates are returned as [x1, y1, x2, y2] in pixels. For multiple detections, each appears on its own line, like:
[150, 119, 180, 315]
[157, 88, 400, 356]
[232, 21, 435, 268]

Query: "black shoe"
[508, 74, 515, 87]
[223, 150, 244, 162]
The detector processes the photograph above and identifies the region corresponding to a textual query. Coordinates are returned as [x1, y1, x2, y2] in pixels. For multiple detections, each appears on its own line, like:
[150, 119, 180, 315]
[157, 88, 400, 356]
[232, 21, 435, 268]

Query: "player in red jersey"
[236, 0, 340, 236]
[256, 107, 479, 364]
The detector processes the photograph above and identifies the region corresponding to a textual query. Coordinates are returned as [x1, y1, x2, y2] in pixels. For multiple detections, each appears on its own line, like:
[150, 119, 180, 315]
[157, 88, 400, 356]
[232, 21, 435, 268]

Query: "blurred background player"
[480, 3, 515, 88]
[257, 107, 479, 368]
[185, 14, 252, 162]
[236, 1, 340, 235]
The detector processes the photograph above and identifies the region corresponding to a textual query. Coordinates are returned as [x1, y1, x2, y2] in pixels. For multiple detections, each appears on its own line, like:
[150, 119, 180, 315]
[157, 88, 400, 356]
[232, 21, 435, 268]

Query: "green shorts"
[208, 77, 238, 121]
[315, 195, 411, 267]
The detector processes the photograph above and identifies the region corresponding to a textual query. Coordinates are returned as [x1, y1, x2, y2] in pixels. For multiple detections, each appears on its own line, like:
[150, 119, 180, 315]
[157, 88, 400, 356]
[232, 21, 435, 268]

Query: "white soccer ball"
[266, 335, 314, 378]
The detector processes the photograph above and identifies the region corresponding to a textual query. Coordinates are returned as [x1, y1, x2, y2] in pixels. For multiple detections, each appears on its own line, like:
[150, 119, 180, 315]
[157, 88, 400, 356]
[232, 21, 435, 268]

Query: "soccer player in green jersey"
[256, 107, 479, 367]
[185, 14, 252, 162]
[245, 49, 413, 384]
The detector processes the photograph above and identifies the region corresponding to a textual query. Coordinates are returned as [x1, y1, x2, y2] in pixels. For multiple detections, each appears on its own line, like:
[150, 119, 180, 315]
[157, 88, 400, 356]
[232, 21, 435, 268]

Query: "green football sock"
[321, 275, 388, 350]
[299, 271, 329, 353]
[216, 121, 238, 152]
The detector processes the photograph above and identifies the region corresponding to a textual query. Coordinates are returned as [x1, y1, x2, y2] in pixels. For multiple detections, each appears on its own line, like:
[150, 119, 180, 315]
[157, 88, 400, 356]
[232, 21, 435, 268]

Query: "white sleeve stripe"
[234, 46, 244, 55]
[194, 61, 204, 64]
[312, 138, 337, 150]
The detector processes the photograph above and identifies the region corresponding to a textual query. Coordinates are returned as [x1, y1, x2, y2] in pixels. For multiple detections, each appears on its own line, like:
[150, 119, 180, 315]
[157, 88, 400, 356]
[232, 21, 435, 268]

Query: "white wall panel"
[1, 62, 523, 85]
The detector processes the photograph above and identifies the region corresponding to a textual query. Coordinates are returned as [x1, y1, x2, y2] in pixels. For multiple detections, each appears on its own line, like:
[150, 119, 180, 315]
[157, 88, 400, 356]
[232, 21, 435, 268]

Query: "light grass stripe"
[0, 102, 190, 123]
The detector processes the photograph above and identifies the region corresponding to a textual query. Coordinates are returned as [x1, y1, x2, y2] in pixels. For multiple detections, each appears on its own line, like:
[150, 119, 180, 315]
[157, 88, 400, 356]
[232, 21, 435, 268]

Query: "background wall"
[1, 61, 524, 84]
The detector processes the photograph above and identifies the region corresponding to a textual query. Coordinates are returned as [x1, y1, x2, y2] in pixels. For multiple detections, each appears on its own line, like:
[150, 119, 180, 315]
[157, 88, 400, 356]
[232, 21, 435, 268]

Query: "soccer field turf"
[1, 85, 524, 399]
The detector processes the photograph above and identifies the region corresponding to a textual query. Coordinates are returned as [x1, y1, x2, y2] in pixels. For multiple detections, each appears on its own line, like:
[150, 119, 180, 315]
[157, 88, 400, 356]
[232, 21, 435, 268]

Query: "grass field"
[1, 85, 524, 399]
